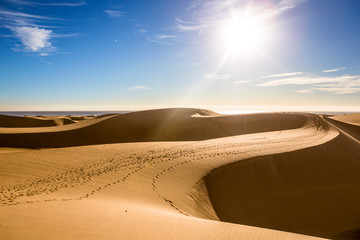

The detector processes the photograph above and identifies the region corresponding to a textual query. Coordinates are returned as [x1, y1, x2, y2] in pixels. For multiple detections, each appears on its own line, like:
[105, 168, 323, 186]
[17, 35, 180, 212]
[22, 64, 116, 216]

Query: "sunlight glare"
[222, 11, 268, 54]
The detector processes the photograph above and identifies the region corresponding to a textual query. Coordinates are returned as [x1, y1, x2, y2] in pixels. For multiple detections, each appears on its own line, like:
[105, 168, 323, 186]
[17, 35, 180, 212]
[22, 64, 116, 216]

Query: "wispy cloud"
[155, 34, 176, 40]
[148, 34, 177, 45]
[103, 10, 126, 18]
[130, 22, 148, 36]
[176, 0, 307, 34]
[0, 9, 57, 20]
[203, 73, 233, 80]
[311, 86, 360, 95]
[127, 85, 152, 91]
[261, 71, 303, 78]
[323, 67, 346, 73]
[257, 75, 360, 95]
[233, 80, 250, 84]
[38, 1, 86, 7]
[4, 0, 86, 7]
[296, 89, 314, 94]
[175, 18, 205, 32]
[271, 0, 308, 15]
[137, 28, 148, 35]
[257, 75, 357, 87]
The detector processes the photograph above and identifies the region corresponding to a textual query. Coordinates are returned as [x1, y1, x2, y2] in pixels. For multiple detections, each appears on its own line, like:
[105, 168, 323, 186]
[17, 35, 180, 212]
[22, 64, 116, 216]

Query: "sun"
[222, 11, 268, 54]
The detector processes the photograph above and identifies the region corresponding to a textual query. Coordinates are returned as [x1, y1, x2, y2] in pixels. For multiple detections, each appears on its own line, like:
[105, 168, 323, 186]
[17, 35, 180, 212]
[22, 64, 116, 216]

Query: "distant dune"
[325, 114, 360, 141]
[0, 108, 311, 148]
[329, 113, 360, 126]
[0, 114, 75, 128]
[1, 108, 358, 240]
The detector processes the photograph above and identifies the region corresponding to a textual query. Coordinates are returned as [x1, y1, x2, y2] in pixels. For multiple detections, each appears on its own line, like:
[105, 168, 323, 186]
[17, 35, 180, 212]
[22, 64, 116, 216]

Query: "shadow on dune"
[333, 228, 360, 240]
[205, 125, 360, 239]
[0, 108, 310, 148]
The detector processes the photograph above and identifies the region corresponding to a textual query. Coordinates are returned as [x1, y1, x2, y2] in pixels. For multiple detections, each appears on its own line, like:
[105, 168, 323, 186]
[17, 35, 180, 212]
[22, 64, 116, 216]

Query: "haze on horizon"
[1, 0, 360, 112]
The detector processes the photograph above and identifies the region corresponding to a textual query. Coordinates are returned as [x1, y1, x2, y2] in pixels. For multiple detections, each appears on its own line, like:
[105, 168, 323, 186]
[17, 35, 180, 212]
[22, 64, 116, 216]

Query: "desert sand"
[0, 108, 359, 240]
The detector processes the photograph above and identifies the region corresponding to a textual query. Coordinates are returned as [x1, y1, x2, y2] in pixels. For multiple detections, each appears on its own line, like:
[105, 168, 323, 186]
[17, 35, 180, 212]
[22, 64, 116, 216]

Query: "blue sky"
[1, 0, 360, 112]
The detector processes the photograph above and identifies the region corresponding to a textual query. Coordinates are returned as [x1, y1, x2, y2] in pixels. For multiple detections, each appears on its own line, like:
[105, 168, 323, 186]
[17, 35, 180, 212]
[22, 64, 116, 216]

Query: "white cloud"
[1, 9, 78, 53]
[257, 75, 360, 95]
[148, 34, 177, 45]
[13, 26, 52, 51]
[155, 34, 176, 40]
[261, 72, 303, 78]
[40, 52, 48, 56]
[257, 75, 358, 87]
[127, 85, 152, 91]
[203, 73, 233, 80]
[323, 67, 346, 73]
[311, 86, 360, 95]
[296, 89, 314, 94]
[233, 80, 250, 84]
[103, 10, 125, 18]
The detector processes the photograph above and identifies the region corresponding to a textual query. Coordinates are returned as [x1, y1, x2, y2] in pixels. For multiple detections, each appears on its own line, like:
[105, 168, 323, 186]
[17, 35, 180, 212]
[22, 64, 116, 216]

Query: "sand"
[0, 108, 358, 240]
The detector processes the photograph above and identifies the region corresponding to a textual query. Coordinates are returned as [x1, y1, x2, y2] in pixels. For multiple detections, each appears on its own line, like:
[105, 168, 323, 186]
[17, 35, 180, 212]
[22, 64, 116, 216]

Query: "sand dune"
[0, 108, 311, 148]
[1, 108, 356, 240]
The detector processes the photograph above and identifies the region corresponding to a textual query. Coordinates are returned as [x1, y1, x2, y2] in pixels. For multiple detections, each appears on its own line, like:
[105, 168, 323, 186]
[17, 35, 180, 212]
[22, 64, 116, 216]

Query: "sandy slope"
[0, 109, 344, 240]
